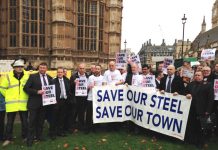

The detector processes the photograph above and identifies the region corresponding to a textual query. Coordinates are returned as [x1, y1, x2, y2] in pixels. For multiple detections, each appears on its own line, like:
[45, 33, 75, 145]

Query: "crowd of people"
[0, 58, 218, 148]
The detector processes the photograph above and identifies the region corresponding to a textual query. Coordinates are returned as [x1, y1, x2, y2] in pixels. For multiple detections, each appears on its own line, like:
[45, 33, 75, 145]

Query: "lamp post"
[181, 14, 187, 59]
[124, 39, 127, 53]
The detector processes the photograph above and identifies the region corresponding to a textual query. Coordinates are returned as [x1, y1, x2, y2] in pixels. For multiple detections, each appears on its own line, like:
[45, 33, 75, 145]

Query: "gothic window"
[10, 22, 16, 33]
[39, 35, 45, 48]
[31, 35, 37, 47]
[31, 8, 37, 20]
[10, 0, 17, 6]
[10, 35, 16, 47]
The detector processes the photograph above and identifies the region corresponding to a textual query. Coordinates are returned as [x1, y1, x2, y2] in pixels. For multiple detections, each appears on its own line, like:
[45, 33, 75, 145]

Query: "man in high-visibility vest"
[0, 59, 29, 147]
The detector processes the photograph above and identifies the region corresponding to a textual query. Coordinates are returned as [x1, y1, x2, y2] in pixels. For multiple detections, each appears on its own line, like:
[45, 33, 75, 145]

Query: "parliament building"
[0, 0, 123, 69]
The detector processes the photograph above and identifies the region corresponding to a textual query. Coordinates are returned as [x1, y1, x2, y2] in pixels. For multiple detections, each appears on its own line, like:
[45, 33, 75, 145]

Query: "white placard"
[75, 77, 88, 96]
[115, 53, 127, 69]
[163, 58, 174, 74]
[131, 54, 142, 69]
[201, 48, 216, 61]
[42, 85, 57, 106]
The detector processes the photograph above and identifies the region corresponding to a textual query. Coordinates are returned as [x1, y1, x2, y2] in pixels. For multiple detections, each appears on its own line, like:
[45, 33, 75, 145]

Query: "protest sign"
[75, 77, 88, 96]
[141, 75, 156, 92]
[163, 58, 174, 74]
[116, 53, 127, 69]
[131, 54, 142, 69]
[182, 69, 194, 79]
[42, 85, 56, 106]
[214, 79, 218, 100]
[201, 48, 216, 61]
[93, 85, 191, 140]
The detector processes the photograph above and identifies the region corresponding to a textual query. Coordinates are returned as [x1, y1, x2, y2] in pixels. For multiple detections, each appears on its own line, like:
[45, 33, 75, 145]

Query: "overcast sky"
[121, 0, 215, 53]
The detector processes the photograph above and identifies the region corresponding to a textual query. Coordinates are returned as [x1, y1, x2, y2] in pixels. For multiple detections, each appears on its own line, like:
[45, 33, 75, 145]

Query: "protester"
[180, 61, 194, 84]
[202, 66, 213, 82]
[26, 62, 35, 71]
[159, 65, 185, 95]
[118, 67, 127, 82]
[125, 63, 141, 86]
[103, 61, 123, 86]
[52, 67, 70, 137]
[0, 75, 6, 141]
[141, 64, 151, 76]
[24, 62, 53, 146]
[88, 65, 96, 76]
[63, 68, 68, 78]
[155, 71, 164, 89]
[0, 59, 29, 147]
[124, 63, 142, 133]
[212, 63, 218, 136]
[70, 63, 88, 131]
[185, 71, 214, 148]
[85, 65, 104, 133]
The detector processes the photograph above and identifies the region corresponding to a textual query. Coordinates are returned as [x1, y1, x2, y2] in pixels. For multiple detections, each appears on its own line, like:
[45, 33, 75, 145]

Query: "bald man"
[103, 61, 123, 86]
[70, 63, 89, 131]
[159, 65, 185, 95]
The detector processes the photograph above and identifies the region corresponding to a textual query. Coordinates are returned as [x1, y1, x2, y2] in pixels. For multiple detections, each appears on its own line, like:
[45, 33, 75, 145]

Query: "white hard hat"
[12, 59, 25, 67]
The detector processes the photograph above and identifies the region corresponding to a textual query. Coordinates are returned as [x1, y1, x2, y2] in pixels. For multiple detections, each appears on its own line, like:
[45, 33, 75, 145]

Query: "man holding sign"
[24, 62, 53, 147]
[70, 63, 89, 131]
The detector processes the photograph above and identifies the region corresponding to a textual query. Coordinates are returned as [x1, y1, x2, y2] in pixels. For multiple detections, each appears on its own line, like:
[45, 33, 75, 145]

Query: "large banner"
[93, 85, 191, 140]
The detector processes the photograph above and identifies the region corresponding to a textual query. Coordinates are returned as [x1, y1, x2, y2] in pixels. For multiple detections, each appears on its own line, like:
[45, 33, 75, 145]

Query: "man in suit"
[52, 67, 70, 137]
[155, 71, 164, 89]
[159, 65, 185, 95]
[24, 62, 53, 147]
[70, 63, 89, 130]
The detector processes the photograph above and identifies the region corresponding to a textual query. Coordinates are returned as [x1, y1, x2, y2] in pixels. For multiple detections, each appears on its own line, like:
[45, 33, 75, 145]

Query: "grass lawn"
[1, 123, 218, 150]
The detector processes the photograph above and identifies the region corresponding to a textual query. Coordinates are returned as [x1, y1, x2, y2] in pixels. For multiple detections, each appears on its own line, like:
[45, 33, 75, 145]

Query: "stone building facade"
[190, 0, 218, 62]
[138, 39, 175, 66]
[0, 0, 123, 69]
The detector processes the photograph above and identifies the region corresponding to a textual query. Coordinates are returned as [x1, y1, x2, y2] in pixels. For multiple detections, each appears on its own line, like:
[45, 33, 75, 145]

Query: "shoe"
[2, 140, 10, 147]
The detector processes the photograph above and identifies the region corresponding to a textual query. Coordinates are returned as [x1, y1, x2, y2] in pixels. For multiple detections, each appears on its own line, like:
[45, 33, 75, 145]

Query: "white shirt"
[87, 75, 104, 101]
[58, 78, 67, 99]
[40, 74, 49, 86]
[103, 69, 123, 85]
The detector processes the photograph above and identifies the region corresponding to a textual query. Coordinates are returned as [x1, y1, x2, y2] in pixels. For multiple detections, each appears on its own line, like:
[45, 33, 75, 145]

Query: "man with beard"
[85, 65, 104, 133]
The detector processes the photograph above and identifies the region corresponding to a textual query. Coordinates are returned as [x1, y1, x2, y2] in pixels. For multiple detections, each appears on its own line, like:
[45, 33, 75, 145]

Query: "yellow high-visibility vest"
[0, 70, 29, 112]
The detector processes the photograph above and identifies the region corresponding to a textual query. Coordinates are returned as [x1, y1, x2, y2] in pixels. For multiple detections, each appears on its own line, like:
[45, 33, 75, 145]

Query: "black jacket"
[53, 76, 70, 102]
[159, 74, 185, 95]
[24, 73, 53, 109]
[185, 81, 214, 114]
